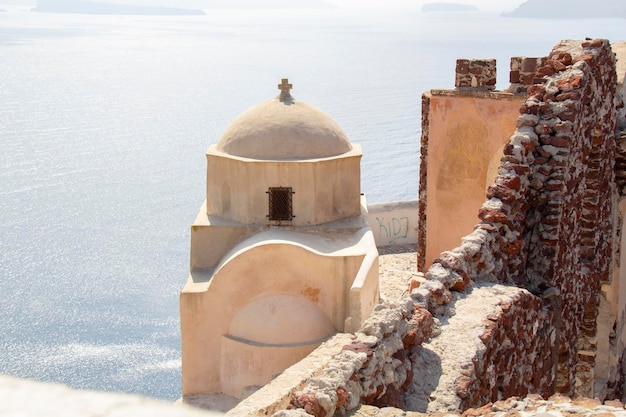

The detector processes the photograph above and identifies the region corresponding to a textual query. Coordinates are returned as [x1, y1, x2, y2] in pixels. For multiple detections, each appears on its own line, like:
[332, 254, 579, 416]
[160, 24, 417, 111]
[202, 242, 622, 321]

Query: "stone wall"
[455, 59, 497, 90]
[349, 395, 626, 417]
[404, 283, 553, 413]
[502, 38, 617, 396]
[227, 299, 433, 417]
[414, 38, 620, 408]
[454, 289, 556, 410]
[251, 38, 622, 416]
[509, 56, 543, 94]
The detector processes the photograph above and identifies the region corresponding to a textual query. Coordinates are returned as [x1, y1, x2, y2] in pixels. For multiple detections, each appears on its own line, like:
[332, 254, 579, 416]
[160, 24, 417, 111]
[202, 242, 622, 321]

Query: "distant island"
[503, 0, 626, 18]
[421, 3, 478, 12]
[32, 0, 206, 15]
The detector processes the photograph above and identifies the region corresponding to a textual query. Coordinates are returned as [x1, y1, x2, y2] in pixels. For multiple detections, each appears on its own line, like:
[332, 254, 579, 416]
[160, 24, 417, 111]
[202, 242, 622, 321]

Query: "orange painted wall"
[423, 92, 524, 269]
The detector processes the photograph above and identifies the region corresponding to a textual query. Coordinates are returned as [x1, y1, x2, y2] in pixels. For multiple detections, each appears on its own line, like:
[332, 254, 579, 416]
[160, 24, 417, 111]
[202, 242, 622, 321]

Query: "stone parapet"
[405, 283, 555, 413]
[414, 38, 620, 407]
[455, 288, 556, 409]
[227, 299, 433, 417]
[455, 59, 497, 90]
[509, 56, 543, 94]
[346, 395, 626, 417]
[288, 299, 433, 417]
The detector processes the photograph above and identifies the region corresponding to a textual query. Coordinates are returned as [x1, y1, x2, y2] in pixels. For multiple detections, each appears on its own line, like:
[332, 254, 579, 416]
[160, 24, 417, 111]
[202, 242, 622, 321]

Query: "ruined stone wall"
[455, 290, 556, 410]
[510, 39, 617, 396]
[414, 38, 619, 408]
[455, 59, 497, 90]
[288, 300, 433, 417]
[228, 299, 433, 417]
[509, 56, 543, 94]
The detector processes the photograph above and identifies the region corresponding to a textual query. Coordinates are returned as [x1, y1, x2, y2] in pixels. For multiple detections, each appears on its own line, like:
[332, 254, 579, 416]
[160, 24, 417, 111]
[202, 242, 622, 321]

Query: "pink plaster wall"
[419, 92, 523, 270]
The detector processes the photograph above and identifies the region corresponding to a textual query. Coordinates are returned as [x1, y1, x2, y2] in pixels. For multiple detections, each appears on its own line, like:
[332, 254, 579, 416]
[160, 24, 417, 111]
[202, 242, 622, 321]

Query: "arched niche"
[228, 293, 336, 345]
[180, 239, 370, 398]
[220, 294, 336, 398]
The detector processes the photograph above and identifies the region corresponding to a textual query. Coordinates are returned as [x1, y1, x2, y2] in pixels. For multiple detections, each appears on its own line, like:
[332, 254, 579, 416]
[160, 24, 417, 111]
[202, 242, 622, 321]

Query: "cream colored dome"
[215, 87, 352, 160]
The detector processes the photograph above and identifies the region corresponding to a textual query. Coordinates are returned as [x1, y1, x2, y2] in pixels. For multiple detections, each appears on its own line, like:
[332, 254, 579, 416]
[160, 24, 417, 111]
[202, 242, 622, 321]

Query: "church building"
[179, 79, 380, 400]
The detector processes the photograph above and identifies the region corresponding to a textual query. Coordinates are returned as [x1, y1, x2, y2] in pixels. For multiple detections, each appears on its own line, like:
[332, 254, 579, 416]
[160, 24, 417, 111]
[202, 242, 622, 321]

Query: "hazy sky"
[328, 0, 525, 13]
[4, 0, 526, 14]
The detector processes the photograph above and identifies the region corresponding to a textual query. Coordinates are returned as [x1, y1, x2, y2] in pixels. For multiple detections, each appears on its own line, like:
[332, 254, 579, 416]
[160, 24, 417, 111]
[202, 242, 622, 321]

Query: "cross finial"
[278, 78, 293, 102]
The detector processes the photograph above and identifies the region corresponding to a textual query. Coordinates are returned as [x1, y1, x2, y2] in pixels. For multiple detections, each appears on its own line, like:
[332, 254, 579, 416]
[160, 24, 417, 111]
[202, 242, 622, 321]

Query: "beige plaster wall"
[220, 336, 322, 399]
[220, 333, 320, 398]
[223, 333, 356, 417]
[180, 241, 367, 397]
[614, 42, 626, 85]
[615, 42, 626, 130]
[191, 199, 417, 271]
[346, 248, 380, 332]
[205, 147, 362, 226]
[189, 201, 260, 270]
[367, 200, 418, 247]
[423, 92, 524, 268]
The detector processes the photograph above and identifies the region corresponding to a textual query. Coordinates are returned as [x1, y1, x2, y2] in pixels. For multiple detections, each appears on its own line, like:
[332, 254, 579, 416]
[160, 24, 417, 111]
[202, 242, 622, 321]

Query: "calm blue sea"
[0, 5, 623, 400]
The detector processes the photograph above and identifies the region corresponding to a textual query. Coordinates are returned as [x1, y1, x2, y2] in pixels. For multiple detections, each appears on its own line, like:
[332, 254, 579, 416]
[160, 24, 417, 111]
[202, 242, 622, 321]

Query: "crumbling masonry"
[416, 38, 622, 406]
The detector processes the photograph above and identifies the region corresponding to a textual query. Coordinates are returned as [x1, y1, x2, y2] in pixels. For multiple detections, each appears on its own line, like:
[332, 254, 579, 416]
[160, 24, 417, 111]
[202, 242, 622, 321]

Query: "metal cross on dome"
[278, 78, 292, 94]
[278, 78, 293, 102]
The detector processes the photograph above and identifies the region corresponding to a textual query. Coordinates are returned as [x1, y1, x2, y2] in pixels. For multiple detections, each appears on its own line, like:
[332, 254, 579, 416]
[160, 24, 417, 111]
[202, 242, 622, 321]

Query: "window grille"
[267, 187, 294, 222]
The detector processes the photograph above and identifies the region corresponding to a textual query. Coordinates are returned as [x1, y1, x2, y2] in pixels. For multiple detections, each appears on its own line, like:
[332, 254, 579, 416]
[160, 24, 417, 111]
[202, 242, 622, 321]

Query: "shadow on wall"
[407, 346, 442, 412]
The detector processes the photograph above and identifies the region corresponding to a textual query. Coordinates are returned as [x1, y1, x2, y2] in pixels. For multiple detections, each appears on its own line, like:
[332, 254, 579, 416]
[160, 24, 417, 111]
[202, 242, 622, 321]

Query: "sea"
[0, 5, 624, 401]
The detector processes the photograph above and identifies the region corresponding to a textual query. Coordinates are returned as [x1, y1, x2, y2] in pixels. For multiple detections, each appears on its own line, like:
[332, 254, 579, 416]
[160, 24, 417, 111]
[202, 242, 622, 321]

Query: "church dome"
[214, 79, 352, 160]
